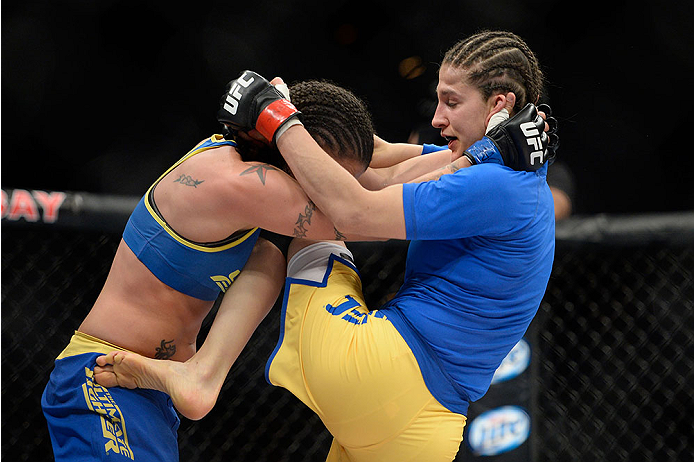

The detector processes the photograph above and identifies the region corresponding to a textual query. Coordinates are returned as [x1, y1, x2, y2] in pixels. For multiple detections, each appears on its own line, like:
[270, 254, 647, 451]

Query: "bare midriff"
[78, 240, 214, 362]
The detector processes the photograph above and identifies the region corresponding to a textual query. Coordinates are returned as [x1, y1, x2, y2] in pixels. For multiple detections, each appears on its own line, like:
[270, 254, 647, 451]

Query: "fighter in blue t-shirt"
[266, 114, 554, 460]
[392, 159, 554, 414]
[211, 68, 555, 461]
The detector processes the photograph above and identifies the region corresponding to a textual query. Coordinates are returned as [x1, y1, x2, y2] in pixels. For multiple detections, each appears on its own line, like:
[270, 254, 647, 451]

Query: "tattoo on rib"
[240, 164, 278, 185]
[174, 174, 204, 187]
[334, 227, 346, 241]
[293, 201, 316, 238]
[154, 339, 176, 359]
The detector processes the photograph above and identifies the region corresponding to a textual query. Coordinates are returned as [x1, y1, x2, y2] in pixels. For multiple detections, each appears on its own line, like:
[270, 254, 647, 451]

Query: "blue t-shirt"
[382, 162, 555, 415]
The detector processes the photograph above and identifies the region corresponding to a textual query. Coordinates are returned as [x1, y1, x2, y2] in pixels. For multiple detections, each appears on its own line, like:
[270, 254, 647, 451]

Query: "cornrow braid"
[290, 80, 374, 171]
[442, 30, 545, 113]
[234, 80, 374, 174]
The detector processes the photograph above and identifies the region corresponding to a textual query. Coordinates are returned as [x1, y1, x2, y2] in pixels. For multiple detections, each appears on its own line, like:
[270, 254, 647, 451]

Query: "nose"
[431, 103, 446, 129]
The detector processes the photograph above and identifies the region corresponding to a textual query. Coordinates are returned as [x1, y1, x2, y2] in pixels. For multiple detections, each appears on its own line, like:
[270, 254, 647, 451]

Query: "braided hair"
[291, 80, 374, 171]
[442, 30, 545, 113]
[235, 80, 374, 175]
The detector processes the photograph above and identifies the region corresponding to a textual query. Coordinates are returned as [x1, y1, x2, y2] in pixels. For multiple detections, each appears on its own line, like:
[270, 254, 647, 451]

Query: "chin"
[450, 143, 464, 159]
[459, 139, 478, 157]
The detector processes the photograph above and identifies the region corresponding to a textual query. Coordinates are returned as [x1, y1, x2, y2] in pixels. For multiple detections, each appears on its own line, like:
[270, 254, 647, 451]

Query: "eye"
[446, 101, 458, 108]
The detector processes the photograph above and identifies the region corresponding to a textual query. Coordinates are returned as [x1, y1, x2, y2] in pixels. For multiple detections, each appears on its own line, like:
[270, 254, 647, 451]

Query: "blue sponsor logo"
[467, 406, 530, 456]
[491, 338, 530, 384]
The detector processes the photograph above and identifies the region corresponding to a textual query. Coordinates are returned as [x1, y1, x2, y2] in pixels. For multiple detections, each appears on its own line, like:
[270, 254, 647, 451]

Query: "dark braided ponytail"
[442, 30, 545, 113]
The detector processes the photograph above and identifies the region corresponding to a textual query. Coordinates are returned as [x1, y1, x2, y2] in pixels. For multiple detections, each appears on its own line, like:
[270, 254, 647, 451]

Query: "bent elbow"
[326, 202, 363, 235]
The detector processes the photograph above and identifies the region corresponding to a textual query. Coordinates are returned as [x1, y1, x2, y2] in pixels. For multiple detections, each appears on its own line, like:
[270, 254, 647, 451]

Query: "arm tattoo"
[449, 156, 469, 172]
[154, 339, 176, 359]
[174, 173, 204, 187]
[293, 200, 316, 238]
[334, 227, 346, 241]
[240, 164, 278, 185]
[416, 160, 465, 183]
[420, 167, 449, 182]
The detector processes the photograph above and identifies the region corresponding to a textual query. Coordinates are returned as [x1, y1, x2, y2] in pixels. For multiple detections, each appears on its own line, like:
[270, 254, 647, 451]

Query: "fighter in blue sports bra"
[123, 135, 261, 301]
[41, 79, 383, 461]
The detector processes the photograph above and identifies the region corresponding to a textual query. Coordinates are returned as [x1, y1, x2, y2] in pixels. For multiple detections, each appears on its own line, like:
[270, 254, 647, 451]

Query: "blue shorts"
[41, 332, 180, 461]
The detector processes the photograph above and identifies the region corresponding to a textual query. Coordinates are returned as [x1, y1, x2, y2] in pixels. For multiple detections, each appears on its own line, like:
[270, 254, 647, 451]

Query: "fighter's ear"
[485, 92, 516, 128]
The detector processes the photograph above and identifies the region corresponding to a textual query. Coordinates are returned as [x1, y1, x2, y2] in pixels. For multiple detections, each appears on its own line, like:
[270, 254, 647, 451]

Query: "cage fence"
[2, 189, 693, 461]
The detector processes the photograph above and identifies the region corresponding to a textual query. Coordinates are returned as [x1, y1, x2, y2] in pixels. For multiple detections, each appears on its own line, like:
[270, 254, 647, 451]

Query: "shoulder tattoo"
[174, 173, 204, 187]
[240, 164, 279, 185]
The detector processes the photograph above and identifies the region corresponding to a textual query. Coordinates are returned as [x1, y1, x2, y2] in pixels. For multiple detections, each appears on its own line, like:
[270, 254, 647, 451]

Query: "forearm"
[277, 126, 407, 239]
[276, 126, 366, 229]
[360, 150, 454, 190]
[381, 150, 455, 185]
[372, 136, 455, 183]
[370, 137, 425, 168]
[409, 155, 473, 183]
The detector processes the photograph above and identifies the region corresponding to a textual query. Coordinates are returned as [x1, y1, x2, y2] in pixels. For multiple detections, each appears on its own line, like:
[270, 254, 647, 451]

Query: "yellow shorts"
[266, 243, 466, 462]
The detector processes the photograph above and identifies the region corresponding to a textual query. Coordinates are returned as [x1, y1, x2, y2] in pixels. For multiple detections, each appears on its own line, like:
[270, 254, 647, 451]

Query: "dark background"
[3, 0, 693, 215]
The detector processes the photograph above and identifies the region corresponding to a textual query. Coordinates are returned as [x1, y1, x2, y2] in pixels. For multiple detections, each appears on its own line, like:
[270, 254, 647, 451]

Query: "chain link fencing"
[2, 189, 693, 461]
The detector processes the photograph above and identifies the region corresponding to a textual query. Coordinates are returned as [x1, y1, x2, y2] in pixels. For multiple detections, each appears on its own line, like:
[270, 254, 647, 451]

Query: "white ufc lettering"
[530, 150, 544, 165]
[223, 72, 255, 115]
[520, 122, 539, 137]
[520, 121, 544, 166]
[526, 136, 543, 151]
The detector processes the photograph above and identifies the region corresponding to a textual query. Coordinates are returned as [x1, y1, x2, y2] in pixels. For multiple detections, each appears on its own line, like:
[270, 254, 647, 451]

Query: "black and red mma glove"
[216, 70, 302, 143]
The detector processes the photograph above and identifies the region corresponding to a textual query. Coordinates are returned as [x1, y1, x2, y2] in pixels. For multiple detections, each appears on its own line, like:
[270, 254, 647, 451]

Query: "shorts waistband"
[56, 331, 133, 360]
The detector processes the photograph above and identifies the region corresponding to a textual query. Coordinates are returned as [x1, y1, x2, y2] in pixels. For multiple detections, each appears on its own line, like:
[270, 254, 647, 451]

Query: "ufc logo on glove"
[520, 121, 545, 167]
[223, 72, 255, 115]
[216, 70, 301, 142]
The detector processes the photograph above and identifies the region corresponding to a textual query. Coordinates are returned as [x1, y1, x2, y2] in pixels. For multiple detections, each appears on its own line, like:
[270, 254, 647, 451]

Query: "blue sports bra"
[122, 135, 260, 301]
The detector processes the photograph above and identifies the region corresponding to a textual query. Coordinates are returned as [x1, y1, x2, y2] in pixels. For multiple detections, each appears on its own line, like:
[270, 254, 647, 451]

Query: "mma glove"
[216, 70, 302, 143]
[464, 103, 550, 172]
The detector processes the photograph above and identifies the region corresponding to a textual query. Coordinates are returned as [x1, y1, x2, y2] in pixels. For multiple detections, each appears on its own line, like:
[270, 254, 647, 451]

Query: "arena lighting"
[398, 56, 426, 79]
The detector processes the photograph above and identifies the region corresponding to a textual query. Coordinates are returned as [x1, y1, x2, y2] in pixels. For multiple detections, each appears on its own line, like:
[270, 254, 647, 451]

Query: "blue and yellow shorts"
[41, 331, 180, 461]
[266, 242, 466, 462]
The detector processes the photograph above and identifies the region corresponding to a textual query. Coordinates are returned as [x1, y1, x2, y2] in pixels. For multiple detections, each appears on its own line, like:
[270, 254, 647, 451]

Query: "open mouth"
[443, 135, 457, 150]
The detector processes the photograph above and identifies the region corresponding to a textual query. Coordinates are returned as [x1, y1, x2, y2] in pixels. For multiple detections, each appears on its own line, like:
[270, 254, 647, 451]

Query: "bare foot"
[94, 351, 222, 421]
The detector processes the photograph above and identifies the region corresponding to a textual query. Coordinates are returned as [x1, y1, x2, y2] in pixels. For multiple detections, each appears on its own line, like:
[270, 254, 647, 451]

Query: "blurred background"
[3, 0, 693, 214]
